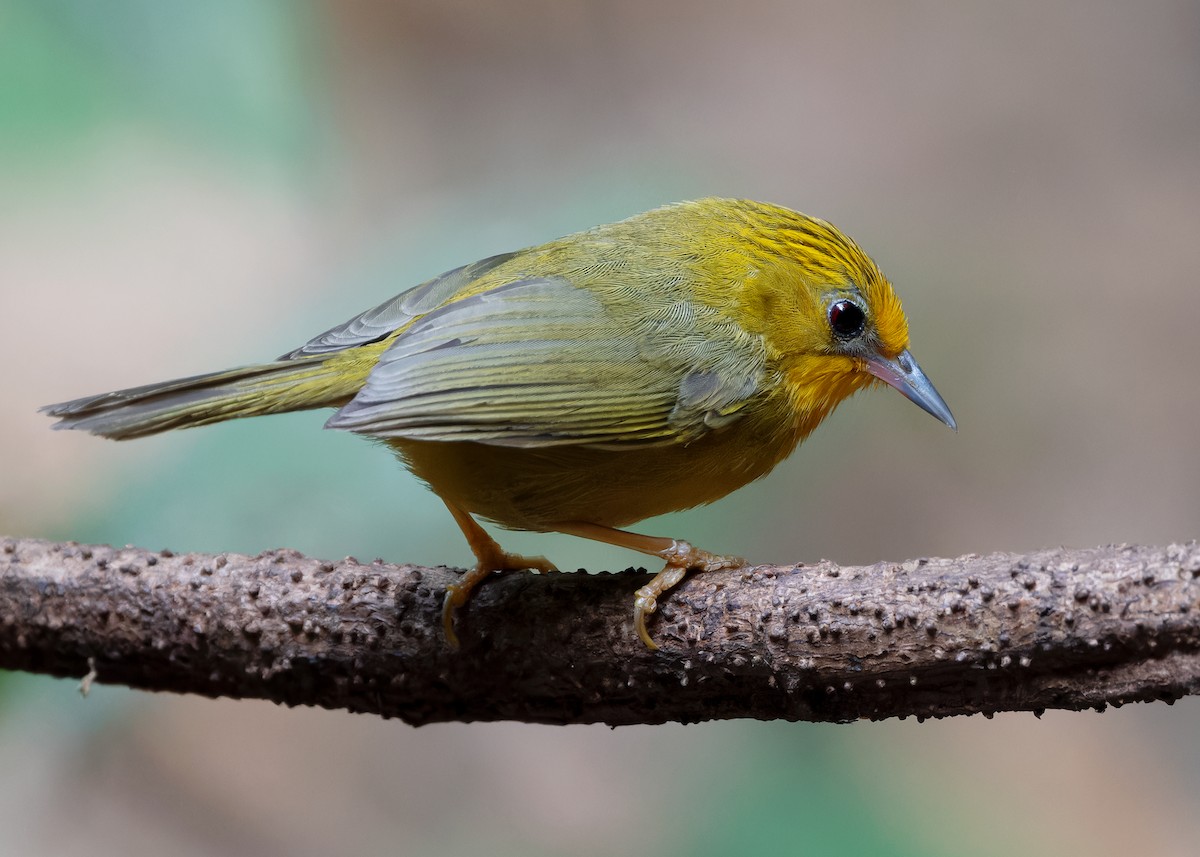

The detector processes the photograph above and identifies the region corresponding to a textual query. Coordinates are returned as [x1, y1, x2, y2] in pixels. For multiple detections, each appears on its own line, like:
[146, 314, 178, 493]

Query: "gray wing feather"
[279, 252, 519, 359]
[326, 277, 767, 448]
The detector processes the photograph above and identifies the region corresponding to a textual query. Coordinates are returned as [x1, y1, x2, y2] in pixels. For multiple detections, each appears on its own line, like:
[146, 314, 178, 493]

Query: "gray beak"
[865, 349, 957, 431]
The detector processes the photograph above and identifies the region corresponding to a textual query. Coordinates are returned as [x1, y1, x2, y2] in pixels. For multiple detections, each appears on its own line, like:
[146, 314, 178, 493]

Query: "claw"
[633, 541, 746, 649]
[633, 566, 688, 649]
[441, 551, 559, 648]
[441, 583, 469, 649]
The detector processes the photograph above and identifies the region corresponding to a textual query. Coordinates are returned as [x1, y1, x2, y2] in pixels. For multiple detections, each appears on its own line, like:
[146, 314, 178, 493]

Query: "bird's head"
[733, 202, 956, 431]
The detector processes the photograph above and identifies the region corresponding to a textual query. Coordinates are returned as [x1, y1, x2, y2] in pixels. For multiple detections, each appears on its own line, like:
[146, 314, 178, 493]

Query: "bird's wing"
[279, 252, 521, 359]
[325, 276, 768, 448]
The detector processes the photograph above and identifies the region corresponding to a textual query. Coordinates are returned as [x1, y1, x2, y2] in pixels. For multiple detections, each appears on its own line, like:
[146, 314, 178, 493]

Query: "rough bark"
[1, 536, 1197, 726]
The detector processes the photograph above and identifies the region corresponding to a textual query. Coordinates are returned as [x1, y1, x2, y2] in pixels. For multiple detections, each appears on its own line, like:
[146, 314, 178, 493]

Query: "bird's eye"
[828, 299, 866, 340]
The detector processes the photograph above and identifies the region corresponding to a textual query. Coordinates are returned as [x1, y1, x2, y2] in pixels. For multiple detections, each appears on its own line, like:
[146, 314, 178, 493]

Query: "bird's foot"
[442, 551, 558, 649]
[633, 541, 746, 650]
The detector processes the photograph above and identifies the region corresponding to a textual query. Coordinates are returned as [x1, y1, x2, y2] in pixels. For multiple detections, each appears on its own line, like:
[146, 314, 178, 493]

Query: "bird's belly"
[388, 424, 800, 531]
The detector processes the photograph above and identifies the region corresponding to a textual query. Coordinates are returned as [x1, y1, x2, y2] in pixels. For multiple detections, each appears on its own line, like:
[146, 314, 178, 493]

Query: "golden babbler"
[44, 198, 955, 649]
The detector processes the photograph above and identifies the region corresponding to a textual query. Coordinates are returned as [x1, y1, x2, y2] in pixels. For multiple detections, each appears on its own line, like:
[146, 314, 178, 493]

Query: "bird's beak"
[865, 349, 957, 430]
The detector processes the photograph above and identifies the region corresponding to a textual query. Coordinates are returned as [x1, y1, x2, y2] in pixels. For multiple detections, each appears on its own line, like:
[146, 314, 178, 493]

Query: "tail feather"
[42, 355, 359, 440]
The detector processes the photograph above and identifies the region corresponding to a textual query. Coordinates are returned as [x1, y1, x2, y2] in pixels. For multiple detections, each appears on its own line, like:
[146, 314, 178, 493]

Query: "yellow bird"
[43, 199, 955, 649]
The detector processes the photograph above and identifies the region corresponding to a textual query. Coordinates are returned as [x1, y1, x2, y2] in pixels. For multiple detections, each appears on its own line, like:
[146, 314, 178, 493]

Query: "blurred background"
[3, 1, 1199, 854]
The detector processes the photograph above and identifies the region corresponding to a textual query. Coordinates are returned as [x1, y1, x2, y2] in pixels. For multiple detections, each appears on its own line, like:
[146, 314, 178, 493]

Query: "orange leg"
[551, 521, 746, 649]
[442, 501, 557, 648]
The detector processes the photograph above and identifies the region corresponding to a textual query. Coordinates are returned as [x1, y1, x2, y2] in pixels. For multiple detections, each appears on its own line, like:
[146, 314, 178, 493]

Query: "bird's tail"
[42, 354, 362, 440]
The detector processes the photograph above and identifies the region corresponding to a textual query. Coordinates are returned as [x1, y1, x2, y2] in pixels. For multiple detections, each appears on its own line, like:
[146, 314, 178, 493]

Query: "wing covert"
[326, 277, 768, 448]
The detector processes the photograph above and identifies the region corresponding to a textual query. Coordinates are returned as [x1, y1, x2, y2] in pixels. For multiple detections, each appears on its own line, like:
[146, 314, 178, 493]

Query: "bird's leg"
[551, 521, 746, 649]
[442, 501, 557, 649]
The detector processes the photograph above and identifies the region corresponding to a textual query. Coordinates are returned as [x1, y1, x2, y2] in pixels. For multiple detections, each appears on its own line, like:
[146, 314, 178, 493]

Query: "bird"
[43, 198, 956, 649]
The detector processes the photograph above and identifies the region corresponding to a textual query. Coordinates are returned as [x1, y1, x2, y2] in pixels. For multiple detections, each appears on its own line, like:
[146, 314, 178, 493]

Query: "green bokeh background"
[3, 2, 1199, 855]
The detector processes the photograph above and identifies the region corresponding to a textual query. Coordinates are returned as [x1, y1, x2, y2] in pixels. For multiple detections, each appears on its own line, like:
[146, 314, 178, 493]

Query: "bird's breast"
[387, 390, 806, 531]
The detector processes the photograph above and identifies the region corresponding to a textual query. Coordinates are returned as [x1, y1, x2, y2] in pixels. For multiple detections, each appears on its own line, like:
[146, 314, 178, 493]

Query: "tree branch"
[2, 536, 1198, 725]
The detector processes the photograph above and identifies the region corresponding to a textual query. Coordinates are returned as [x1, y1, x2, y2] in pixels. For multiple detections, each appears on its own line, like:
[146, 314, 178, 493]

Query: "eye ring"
[828, 299, 866, 341]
